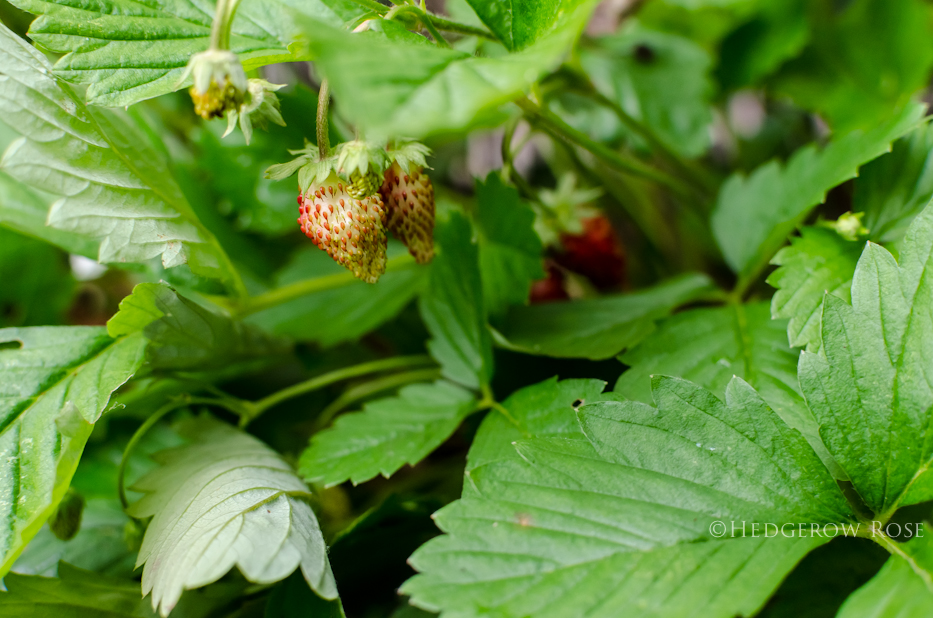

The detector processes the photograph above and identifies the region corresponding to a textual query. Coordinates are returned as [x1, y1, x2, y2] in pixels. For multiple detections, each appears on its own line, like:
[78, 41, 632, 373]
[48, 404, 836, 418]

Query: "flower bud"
[180, 49, 248, 120]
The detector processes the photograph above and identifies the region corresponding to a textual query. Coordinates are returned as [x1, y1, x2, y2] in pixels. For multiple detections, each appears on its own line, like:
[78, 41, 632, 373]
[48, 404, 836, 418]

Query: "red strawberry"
[529, 260, 570, 303]
[555, 215, 626, 289]
[380, 161, 435, 264]
[298, 172, 388, 283]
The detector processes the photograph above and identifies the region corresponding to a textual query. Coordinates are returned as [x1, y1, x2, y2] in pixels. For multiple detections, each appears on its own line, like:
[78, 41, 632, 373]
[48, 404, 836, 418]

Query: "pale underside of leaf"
[128, 417, 336, 617]
[0, 24, 234, 282]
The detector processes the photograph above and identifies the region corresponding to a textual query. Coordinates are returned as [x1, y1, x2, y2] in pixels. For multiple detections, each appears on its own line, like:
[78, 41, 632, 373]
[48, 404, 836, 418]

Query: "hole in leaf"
[633, 44, 655, 64]
[0, 340, 23, 351]
[572, 399, 584, 409]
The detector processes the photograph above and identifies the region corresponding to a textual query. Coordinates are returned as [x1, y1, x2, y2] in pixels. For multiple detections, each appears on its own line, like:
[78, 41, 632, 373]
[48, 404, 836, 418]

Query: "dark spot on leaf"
[0, 339, 23, 351]
[572, 399, 584, 409]
[633, 44, 655, 64]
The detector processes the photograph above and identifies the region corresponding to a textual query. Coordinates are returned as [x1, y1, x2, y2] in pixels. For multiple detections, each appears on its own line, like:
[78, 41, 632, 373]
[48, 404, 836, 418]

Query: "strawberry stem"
[515, 96, 700, 203]
[317, 79, 331, 159]
[245, 355, 438, 426]
[208, 0, 242, 50]
[228, 253, 417, 316]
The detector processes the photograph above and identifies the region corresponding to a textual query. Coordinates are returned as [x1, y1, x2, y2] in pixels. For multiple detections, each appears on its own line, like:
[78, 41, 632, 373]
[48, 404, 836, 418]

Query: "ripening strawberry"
[380, 159, 435, 264]
[298, 172, 388, 283]
[556, 215, 626, 289]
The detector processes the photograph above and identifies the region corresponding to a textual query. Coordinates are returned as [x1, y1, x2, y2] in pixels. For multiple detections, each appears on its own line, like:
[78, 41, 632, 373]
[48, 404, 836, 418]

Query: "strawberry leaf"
[419, 212, 494, 391]
[473, 175, 544, 319]
[0, 563, 155, 617]
[300, 381, 477, 487]
[247, 244, 426, 347]
[767, 226, 862, 350]
[854, 122, 933, 243]
[494, 272, 715, 360]
[771, 0, 933, 133]
[107, 282, 288, 370]
[465, 376, 612, 473]
[836, 525, 933, 617]
[403, 375, 852, 617]
[0, 25, 240, 285]
[798, 202, 933, 515]
[580, 23, 713, 157]
[295, 0, 599, 139]
[463, 0, 581, 51]
[711, 102, 923, 275]
[128, 416, 336, 617]
[615, 301, 843, 479]
[0, 172, 97, 257]
[6, 0, 365, 107]
[0, 326, 146, 576]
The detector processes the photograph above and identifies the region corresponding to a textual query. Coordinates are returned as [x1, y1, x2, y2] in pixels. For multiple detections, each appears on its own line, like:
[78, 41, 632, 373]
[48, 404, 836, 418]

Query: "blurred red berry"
[555, 215, 626, 289]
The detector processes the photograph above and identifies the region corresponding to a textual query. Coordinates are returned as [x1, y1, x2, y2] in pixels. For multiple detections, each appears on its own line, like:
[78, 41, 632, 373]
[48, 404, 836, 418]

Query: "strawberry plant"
[3, 0, 933, 616]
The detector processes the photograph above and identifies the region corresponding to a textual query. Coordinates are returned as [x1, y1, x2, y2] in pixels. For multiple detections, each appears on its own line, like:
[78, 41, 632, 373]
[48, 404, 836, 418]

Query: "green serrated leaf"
[615, 301, 844, 480]
[854, 122, 933, 244]
[494, 272, 715, 360]
[248, 243, 425, 347]
[711, 102, 923, 275]
[798, 203, 933, 515]
[128, 415, 337, 617]
[836, 525, 933, 618]
[419, 212, 494, 391]
[771, 0, 933, 133]
[7, 0, 365, 107]
[580, 22, 713, 157]
[300, 381, 476, 487]
[107, 282, 288, 370]
[466, 376, 611, 472]
[0, 563, 156, 617]
[473, 174, 544, 318]
[403, 375, 853, 617]
[0, 25, 238, 285]
[295, 0, 599, 139]
[767, 226, 863, 350]
[0, 326, 146, 576]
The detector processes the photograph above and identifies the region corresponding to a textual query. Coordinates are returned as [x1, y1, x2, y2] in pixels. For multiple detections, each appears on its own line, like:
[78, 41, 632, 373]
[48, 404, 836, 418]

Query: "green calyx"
[386, 141, 432, 174]
[266, 139, 433, 196]
[335, 140, 391, 197]
[265, 142, 340, 193]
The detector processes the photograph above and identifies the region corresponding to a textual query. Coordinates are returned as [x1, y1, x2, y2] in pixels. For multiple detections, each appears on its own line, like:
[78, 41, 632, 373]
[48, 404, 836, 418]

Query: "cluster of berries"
[268, 141, 435, 283]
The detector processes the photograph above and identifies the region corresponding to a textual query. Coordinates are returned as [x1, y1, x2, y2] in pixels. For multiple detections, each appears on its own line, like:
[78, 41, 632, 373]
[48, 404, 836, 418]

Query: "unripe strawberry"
[380, 160, 436, 264]
[298, 172, 388, 283]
